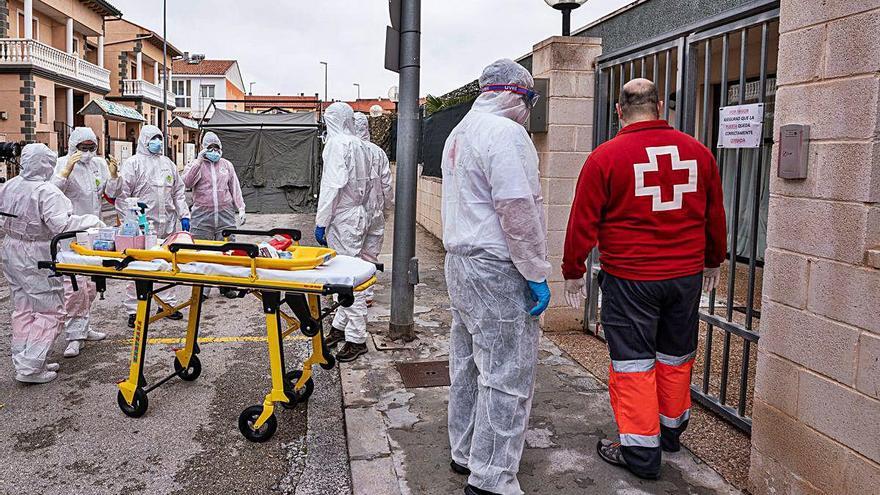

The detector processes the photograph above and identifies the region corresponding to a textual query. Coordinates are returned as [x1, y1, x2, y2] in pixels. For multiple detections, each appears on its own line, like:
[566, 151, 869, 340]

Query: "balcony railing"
[121, 79, 177, 109]
[0, 38, 110, 91]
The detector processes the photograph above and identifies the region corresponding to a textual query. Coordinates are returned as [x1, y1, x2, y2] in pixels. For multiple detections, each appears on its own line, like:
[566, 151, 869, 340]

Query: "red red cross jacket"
[562, 120, 727, 281]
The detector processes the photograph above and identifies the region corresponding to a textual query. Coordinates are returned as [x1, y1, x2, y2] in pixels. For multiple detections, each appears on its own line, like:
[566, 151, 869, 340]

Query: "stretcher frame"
[39, 228, 378, 442]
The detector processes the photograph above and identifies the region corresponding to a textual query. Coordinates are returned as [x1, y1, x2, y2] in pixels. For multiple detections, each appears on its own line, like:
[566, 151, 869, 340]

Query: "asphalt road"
[0, 213, 351, 495]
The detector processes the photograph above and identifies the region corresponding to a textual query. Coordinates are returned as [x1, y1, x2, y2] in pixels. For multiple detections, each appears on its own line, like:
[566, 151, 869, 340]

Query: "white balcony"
[0, 38, 110, 92]
[121, 79, 177, 109]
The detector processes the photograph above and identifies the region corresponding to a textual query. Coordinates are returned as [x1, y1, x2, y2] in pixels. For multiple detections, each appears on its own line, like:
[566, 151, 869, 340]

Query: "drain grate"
[397, 360, 450, 388]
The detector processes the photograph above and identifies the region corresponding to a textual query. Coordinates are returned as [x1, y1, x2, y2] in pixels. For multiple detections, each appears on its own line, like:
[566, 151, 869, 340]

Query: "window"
[17, 12, 39, 40]
[173, 80, 191, 108]
[38, 96, 47, 124]
[72, 39, 79, 55]
[200, 85, 215, 98]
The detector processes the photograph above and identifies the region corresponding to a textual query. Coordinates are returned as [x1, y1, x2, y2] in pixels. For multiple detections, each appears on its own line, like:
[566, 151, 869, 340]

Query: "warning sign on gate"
[718, 103, 764, 148]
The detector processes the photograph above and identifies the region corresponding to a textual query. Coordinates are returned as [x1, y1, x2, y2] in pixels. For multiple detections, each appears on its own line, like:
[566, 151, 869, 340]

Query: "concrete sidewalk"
[341, 223, 740, 495]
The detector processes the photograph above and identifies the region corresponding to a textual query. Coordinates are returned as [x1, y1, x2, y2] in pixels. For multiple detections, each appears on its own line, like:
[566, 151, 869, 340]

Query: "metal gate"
[588, 7, 780, 433]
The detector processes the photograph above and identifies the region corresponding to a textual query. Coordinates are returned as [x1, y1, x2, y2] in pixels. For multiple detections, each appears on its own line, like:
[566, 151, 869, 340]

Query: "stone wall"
[416, 168, 443, 241]
[531, 36, 602, 311]
[749, 1, 880, 493]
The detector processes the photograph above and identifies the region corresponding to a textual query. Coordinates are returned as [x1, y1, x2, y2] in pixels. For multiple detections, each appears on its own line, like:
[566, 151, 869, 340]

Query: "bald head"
[617, 78, 662, 125]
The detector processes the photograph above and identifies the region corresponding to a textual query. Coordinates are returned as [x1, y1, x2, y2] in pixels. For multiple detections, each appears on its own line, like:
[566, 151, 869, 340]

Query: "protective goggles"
[206, 144, 221, 151]
[76, 143, 98, 152]
[481, 84, 540, 108]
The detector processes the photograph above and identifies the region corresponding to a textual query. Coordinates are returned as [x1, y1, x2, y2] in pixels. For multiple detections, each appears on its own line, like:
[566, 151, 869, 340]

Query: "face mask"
[147, 139, 163, 154]
[80, 151, 96, 163]
[204, 150, 222, 163]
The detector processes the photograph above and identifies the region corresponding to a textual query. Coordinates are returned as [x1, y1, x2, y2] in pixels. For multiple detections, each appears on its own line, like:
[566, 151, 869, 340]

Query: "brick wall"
[19, 73, 35, 143]
[749, 2, 880, 493]
[0, 1, 9, 38]
[531, 36, 602, 310]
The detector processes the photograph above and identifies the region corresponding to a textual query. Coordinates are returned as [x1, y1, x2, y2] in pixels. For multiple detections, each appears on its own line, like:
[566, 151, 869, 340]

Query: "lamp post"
[249, 82, 256, 95]
[544, 0, 587, 36]
[353, 82, 361, 100]
[320, 61, 329, 103]
[162, 0, 168, 153]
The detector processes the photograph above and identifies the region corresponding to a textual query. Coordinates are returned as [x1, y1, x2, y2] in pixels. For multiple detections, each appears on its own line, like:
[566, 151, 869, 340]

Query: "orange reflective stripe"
[655, 359, 694, 419]
[608, 364, 660, 437]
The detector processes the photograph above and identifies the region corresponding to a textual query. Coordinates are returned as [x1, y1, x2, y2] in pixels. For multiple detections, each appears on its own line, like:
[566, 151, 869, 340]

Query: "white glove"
[107, 155, 119, 179]
[703, 266, 721, 292]
[238, 210, 246, 226]
[564, 277, 588, 309]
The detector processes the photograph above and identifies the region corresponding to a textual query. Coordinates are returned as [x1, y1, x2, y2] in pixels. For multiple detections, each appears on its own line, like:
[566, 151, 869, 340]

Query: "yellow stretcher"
[39, 228, 378, 442]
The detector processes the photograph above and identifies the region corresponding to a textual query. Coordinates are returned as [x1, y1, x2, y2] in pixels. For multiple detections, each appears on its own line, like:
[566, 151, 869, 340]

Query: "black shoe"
[464, 485, 500, 495]
[324, 327, 345, 348]
[450, 460, 470, 476]
[596, 439, 660, 480]
[220, 287, 238, 299]
[164, 310, 184, 320]
[336, 342, 367, 362]
[128, 314, 136, 328]
[661, 439, 681, 453]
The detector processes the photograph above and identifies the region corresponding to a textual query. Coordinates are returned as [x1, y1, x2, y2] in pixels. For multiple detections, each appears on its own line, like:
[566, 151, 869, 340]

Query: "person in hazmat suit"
[314, 102, 373, 363]
[441, 59, 551, 495]
[342, 112, 393, 309]
[50, 127, 119, 358]
[0, 144, 105, 383]
[115, 125, 190, 327]
[182, 131, 245, 298]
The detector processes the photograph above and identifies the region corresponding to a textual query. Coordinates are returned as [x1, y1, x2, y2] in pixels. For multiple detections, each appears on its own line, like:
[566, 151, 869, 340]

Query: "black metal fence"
[589, 7, 780, 434]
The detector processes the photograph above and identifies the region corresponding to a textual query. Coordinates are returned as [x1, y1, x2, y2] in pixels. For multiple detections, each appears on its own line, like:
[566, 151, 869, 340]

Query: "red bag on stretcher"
[228, 234, 292, 257]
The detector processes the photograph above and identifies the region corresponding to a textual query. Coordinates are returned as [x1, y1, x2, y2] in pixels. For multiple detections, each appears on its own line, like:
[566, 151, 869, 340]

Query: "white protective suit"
[51, 127, 118, 343]
[0, 144, 104, 376]
[441, 59, 550, 495]
[116, 125, 190, 314]
[315, 103, 372, 344]
[352, 112, 394, 263]
[181, 132, 245, 241]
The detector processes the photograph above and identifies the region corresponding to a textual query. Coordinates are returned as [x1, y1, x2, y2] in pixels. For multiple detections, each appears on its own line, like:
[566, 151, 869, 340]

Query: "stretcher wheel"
[173, 355, 202, 381]
[238, 405, 277, 442]
[117, 388, 148, 418]
[320, 354, 336, 370]
[281, 370, 314, 409]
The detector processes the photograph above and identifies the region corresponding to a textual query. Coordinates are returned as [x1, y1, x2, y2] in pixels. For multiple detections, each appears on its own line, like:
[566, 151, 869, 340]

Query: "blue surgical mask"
[204, 150, 222, 163]
[147, 139, 163, 154]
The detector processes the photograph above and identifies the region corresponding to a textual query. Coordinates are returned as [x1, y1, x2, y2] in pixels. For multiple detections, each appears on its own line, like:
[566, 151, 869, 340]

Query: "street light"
[544, 0, 587, 36]
[320, 61, 328, 103]
[353, 83, 361, 100]
[249, 82, 256, 95]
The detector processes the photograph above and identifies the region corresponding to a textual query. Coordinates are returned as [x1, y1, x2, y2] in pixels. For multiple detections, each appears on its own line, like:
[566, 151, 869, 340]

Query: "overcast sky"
[110, 0, 631, 100]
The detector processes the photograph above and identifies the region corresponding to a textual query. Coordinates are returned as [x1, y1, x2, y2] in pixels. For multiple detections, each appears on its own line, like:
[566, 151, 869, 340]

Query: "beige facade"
[0, 0, 117, 156]
[748, 1, 880, 493]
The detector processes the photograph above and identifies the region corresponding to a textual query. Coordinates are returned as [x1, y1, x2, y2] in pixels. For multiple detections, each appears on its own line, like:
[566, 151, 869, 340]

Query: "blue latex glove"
[315, 226, 327, 246]
[527, 280, 551, 316]
[181, 218, 190, 232]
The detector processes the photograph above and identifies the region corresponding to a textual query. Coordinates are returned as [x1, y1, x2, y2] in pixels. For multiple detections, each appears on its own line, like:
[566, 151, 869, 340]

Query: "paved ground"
[0, 213, 351, 495]
[341, 221, 741, 494]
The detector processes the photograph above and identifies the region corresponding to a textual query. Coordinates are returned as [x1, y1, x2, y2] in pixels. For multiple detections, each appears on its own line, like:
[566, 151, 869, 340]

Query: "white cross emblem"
[633, 146, 698, 212]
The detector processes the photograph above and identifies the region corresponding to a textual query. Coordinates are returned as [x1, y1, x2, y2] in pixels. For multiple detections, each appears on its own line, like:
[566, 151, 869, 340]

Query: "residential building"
[245, 94, 320, 114]
[171, 56, 245, 120]
[103, 17, 180, 152]
[0, 0, 121, 155]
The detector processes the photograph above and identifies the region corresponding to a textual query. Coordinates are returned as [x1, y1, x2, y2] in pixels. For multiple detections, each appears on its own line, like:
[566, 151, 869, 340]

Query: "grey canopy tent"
[200, 108, 322, 214]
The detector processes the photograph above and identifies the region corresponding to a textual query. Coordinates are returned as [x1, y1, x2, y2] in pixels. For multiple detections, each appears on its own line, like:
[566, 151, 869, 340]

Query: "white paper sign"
[718, 103, 764, 148]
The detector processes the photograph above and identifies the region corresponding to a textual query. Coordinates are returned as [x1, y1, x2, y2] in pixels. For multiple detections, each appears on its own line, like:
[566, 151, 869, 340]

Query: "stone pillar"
[66, 87, 73, 129]
[749, 2, 880, 494]
[23, 0, 32, 39]
[65, 17, 73, 54]
[530, 35, 602, 326]
[97, 35, 104, 68]
[136, 50, 143, 80]
[153, 61, 159, 84]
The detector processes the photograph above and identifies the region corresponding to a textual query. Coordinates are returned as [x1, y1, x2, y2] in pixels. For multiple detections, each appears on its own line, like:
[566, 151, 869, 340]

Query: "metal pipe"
[320, 62, 328, 103]
[641, 57, 646, 78]
[663, 50, 671, 121]
[389, 0, 421, 342]
[652, 52, 659, 84]
[607, 66, 615, 137]
[562, 7, 572, 36]
[700, 37, 714, 394]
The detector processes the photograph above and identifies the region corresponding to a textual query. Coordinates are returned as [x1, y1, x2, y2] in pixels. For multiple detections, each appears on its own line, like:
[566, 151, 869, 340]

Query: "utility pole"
[320, 61, 329, 103]
[162, 0, 168, 154]
[353, 82, 361, 100]
[388, 0, 420, 341]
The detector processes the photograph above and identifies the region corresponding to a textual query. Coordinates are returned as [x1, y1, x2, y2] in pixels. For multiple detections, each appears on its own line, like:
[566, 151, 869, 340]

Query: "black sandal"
[596, 439, 627, 467]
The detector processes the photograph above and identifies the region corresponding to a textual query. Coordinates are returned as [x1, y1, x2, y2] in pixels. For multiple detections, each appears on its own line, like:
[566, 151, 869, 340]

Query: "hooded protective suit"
[441, 59, 549, 495]
[0, 144, 104, 377]
[51, 127, 117, 344]
[352, 112, 393, 263]
[315, 102, 372, 345]
[182, 132, 245, 241]
[116, 125, 190, 314]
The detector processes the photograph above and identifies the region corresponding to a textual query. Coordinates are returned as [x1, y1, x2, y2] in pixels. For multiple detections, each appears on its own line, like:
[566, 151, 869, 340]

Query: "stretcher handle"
[168, 242, 259, 258]
[49, 231, 83, 261]
[220, 228, 302, 242]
